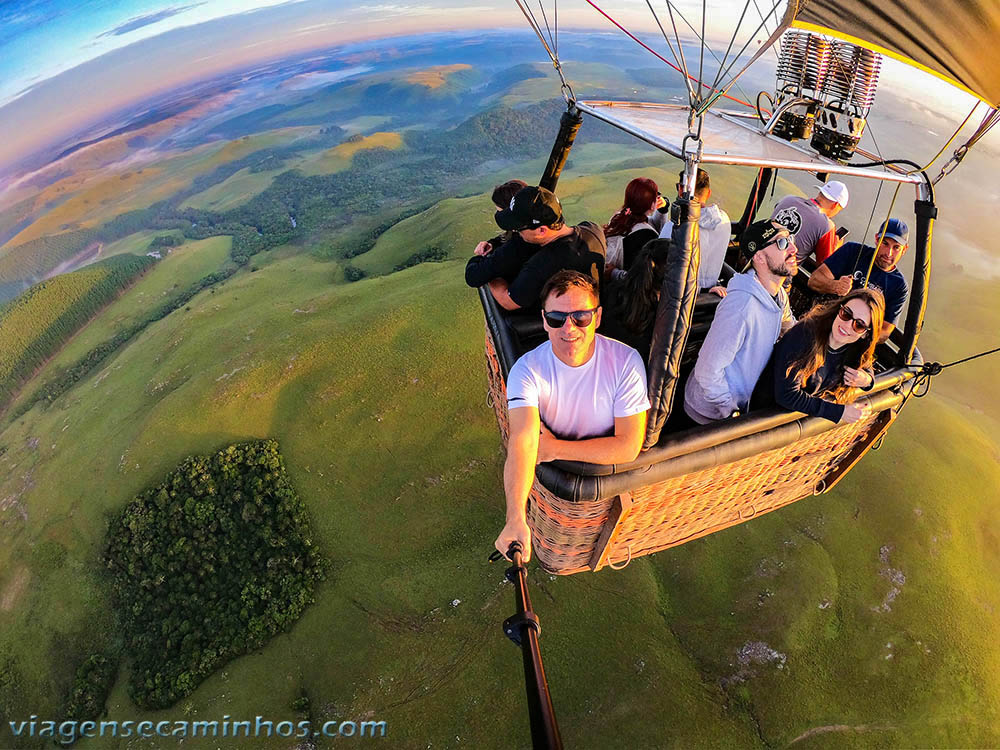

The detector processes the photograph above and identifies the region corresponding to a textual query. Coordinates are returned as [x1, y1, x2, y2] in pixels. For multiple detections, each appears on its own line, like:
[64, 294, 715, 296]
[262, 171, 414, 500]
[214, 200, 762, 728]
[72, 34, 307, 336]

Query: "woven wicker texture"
[482, 330, 885, 575]
[484, 326, 510, 442]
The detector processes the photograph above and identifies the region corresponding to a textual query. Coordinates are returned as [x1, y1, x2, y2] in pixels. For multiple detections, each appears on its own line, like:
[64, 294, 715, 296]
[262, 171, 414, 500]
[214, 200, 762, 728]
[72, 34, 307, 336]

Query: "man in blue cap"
[809, 218, 909, 341]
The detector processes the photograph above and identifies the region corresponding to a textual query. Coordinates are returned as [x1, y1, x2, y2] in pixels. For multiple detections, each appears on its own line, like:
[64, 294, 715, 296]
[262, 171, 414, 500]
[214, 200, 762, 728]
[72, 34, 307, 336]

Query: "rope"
[665, 0, 696, 108]
[583, 0, 757, 110]
[645, 0, 695, 105]
[695, 0, 785, 115]
[898, 345, 1000, 412]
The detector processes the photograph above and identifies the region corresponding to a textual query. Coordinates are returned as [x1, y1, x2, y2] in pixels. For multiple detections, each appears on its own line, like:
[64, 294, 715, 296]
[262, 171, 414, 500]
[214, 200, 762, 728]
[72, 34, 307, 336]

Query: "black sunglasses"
[837, 304, 870, 334]
[542, 307, 598, 328]
[769, 235, 792, 251]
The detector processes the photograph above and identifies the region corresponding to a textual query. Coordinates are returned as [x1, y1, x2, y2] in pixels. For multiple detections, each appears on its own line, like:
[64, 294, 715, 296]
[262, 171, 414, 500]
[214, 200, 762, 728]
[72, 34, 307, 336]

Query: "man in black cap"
[465, 185, 605, 310]
[684, 220, 797, 424]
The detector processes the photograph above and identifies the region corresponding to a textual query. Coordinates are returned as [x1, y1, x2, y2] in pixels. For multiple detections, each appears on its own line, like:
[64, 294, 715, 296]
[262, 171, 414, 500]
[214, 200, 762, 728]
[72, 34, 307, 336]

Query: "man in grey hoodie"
[684, 220, 797, 424]
[659, 168, 730, 296]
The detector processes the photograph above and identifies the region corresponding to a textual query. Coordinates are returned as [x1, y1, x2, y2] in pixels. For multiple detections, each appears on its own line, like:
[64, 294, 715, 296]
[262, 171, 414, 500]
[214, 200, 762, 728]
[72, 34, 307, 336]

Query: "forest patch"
[104, 439, 327, 709]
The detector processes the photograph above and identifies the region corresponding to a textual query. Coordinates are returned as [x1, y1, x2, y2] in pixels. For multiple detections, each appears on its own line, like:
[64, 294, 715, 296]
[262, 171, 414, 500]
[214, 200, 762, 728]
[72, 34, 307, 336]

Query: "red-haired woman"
[604, 177, 666, 272]
[763, 288, 885, 423]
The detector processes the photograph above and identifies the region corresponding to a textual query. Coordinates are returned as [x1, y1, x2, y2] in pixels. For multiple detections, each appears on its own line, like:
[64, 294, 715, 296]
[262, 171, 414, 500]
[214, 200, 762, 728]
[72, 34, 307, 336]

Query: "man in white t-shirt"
[494, 270, 650, 562]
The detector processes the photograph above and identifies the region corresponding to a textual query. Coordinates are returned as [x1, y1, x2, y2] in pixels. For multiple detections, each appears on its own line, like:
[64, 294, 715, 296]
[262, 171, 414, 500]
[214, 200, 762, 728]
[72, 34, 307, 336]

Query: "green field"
[97, 229, 183, 261]
[5, 236, 231, 417]
[180, 164, 303, 211]
[0, 254, 155, 411]
[1, 250, 998, 747]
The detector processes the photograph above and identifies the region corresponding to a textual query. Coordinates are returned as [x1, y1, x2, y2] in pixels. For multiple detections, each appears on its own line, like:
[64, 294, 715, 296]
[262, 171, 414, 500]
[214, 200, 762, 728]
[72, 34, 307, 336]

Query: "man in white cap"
[770, 180, 849, 265]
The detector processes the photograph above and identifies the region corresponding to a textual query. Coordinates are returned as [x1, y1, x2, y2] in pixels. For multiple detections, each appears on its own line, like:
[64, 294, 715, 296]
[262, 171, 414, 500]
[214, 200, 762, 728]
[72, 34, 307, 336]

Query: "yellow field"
[3, 128, 319, 250]
[405, 64, 472, 88]
[298, 131, 403, 176]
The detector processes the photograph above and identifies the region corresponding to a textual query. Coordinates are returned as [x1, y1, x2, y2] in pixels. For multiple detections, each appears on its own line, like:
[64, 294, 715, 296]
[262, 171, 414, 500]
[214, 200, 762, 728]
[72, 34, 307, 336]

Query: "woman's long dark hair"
[785, 287, 885, 403]
[604, 242, 668, 333]
[604, 177, 658, 238]
[491, 179, 527, 245]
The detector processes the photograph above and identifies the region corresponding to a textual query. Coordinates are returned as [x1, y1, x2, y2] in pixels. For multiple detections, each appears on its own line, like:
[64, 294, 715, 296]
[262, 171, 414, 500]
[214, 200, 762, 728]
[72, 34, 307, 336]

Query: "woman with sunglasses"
[763, 288, 885, 423]
[604, 177, 667, 273]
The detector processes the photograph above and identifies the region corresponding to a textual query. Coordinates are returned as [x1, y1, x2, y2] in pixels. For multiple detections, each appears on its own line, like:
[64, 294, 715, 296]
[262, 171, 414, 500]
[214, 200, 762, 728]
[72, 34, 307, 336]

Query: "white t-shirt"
[507, 335, 650, 440]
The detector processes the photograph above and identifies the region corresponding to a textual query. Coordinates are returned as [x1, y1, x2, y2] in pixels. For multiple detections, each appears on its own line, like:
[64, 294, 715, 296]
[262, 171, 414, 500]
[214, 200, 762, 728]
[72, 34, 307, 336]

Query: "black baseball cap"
[740, 220, 787, 256]
[494, 186, 564, 231]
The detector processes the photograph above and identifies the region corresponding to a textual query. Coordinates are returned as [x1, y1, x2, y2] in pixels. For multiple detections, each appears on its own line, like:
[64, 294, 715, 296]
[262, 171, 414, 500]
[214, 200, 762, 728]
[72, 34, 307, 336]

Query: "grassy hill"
[352, 155, 774, 276]
[0, 254, 156, 411]
[296, 131, 404, 177]
[0, 244, 998, 747]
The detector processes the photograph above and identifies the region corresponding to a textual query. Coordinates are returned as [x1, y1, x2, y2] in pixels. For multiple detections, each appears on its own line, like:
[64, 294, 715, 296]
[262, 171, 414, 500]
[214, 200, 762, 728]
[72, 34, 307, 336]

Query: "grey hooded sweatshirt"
[684, 270, 793, 424]
[659, 203, 732, 288]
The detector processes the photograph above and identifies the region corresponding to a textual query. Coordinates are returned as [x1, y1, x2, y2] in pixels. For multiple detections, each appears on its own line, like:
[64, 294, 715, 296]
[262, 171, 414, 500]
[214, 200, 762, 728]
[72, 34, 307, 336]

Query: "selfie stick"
[492, 542, 563, 749]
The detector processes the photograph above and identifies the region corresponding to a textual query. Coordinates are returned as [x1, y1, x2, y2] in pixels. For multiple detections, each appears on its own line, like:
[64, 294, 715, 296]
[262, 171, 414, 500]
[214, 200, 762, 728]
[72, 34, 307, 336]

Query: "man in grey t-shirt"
[770, 180, 848, 265]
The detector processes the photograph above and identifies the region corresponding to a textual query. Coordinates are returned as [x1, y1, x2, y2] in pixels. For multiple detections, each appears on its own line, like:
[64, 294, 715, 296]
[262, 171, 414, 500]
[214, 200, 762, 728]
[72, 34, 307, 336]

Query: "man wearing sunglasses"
[495, 271, 650, 562]
[466, 185, 606, 311]
[684, 220, 797, 425]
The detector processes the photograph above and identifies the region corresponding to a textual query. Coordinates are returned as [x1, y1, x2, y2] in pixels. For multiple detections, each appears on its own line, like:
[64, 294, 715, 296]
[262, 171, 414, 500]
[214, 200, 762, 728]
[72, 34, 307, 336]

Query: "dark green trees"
[104, 440, 327, 709]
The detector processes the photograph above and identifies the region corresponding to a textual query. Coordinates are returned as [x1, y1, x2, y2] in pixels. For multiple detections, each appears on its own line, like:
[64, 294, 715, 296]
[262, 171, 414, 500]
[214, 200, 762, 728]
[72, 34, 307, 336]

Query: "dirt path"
[1, 566, 29, 612]
[788, 723, 896, 745]
[42, 241, 103, 279]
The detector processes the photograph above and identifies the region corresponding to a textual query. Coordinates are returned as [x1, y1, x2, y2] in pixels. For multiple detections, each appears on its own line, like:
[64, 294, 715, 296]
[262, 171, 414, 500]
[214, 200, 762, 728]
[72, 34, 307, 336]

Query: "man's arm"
[495, 406, 540, 561]
[780, 295, 796, 335]
[808, 262, 853, 296]
[465, 240, 519, 289]
[487, 278, 522, 310]
[689, 302, 746, 419]
[814, 224, 837, 264]
[878, 321, 895, 342]
[537, 411, 646, 465]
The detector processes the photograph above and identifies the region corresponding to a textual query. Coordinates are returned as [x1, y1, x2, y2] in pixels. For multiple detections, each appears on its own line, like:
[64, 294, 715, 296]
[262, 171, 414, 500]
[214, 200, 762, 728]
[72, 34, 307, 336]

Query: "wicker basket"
[485, 325, 894, 575]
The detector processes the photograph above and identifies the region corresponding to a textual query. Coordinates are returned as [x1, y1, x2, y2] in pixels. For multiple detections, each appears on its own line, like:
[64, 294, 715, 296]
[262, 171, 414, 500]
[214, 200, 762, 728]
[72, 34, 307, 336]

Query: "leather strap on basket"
[643, 199, 701, 449]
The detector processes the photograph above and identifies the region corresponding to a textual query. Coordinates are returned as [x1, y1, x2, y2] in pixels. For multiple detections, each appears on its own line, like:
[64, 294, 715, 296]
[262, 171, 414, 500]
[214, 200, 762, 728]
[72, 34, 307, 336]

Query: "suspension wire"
[695, 0, 785, 115]
[515, 0, 576, 103]
[645, 0, 696, 103]
[916, 101, 980, 171]
[664, 0, 697, 108]
[706, 0, 753, 97]
[853, 100, 978, 285]
[536, 0, 556, 52]
[583, 0, 757, 110]
[898, 345, 1000, 412]
[856, 112, 889, 259]
[515, 0, 555, 60]
[667, 0, 759, 112]
[749, 0, 781, 63]
[697, 0, 707, 103]
[853, 99, 905, 289]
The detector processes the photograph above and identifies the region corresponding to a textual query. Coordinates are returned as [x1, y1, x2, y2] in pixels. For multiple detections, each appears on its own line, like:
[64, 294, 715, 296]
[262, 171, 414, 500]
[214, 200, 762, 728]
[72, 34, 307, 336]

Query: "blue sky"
[0, 0, 743, 109]
[0, 0, 984, 173]
[0, 1, 321, 107]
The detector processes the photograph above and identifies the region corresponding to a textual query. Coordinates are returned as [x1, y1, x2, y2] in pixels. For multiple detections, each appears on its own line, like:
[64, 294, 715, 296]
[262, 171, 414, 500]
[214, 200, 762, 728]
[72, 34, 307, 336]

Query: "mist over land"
[1, 25, 999, 749]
